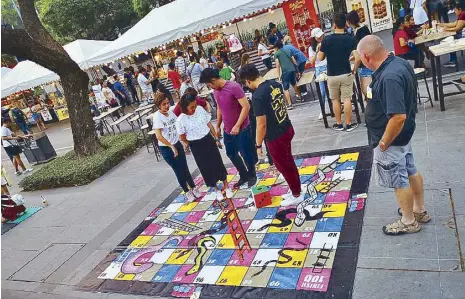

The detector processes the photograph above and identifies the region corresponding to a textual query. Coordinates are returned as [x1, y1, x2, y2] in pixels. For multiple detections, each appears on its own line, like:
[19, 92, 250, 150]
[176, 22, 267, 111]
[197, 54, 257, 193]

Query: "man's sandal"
[397, 208, 431, 223]
[382, 219, 421, 236]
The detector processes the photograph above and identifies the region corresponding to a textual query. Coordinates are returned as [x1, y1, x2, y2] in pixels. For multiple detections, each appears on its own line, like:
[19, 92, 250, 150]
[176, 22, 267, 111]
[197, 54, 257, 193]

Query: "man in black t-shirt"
[239, 64, 303, 207]
[358, 35, 428, 236]
[318, 13, 361, 132]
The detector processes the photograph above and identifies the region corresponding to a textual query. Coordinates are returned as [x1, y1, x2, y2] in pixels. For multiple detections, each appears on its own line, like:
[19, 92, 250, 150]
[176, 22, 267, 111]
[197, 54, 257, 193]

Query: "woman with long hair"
[309, 28, 327, 120]
[257, 35, 273, 71]
[176, 93, 233, 200]
[392, 17, 425, 68]
[153, 93, 200, 202]
[347, 10, 373, 99]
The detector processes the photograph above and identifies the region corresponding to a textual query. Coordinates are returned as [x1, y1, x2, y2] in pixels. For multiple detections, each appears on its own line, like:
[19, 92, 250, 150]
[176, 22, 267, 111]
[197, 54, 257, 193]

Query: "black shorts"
[4, 145, 22, 156]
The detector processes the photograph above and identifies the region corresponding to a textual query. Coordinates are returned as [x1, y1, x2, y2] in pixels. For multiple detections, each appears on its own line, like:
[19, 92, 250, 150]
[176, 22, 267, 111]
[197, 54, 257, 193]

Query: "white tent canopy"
[1, 67, 11, 77]
[86, 0, 283, 68]
[1, 39, 110, 98]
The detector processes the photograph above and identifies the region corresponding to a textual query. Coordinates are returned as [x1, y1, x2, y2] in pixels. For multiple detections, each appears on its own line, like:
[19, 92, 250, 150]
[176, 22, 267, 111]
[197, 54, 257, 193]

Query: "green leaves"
[19, 132, 140, 191]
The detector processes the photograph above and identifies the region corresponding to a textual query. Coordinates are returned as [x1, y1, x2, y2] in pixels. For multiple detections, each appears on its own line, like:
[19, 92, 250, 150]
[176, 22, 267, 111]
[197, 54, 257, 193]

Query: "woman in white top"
[410, 0, 429, 25]
[257, 35, 273, 71]
[176, 93, 232, 200]
[309, 28, 328, 120]
[153, 93, 200, 202]
[102, 81, 120, 118]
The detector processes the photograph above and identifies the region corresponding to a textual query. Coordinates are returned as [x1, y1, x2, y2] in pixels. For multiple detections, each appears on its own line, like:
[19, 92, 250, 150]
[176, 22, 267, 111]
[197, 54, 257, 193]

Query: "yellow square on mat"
[299, 165, 317, 175]
[338, 153, 359, 162]
[216, 266, 249, 286]
[322, 203, 347, 217]
[277, 249, 308, 268]
[268, 219, 294, 233]
[227, 174, 236, 182]
[217, 234, 236, 249]
[128, 236, 153, 248]
[315, 182, 332, 193]
[269, 196, 283, 207]
[177, 202, 198, 212]
[114, 272, 136, 280]
[257, 163, 270, 171]
[258, 178, 277, 187]
[166, 249, 194, 264]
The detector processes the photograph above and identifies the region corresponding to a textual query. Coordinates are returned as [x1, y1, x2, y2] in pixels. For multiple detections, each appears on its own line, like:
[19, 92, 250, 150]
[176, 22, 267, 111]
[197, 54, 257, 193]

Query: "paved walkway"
[2, 81, 465, 298]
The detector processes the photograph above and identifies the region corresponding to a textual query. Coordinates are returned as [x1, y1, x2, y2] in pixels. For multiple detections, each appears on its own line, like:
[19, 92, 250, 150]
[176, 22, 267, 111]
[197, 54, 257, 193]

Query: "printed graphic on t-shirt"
[163, 117, 177, 143]
[270, 86, 288, 124]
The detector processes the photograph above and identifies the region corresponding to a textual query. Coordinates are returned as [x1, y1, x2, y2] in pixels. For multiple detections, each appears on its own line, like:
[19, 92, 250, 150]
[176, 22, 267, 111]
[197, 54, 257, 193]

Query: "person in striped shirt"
[175, 51, 187, 75]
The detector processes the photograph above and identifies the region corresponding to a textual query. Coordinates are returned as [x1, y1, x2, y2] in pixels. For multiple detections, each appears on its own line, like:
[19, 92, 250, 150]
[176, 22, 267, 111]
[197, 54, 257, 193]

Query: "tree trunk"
[1, 0, 101, 157]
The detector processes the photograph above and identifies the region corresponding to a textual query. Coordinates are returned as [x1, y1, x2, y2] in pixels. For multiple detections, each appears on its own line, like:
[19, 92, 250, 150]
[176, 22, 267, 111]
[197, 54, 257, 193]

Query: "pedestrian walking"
[239, 64, 303, 206]
[357, 35, 429, 235]
[199, 68, 258, 188]
[176, 93, 233, 200]
[317, 13, 361, 132]
[168, 63, 182, 101]
[1, 119, 33, 176]
[153, 93, 200, 202]
[113, 74, 131, 108]
[124, 68, 140, 103]
[9, 107, 31, 135]
[175, 51, 187, 76]
[257, 36, 273, 71]
[137, 67, 154, 102]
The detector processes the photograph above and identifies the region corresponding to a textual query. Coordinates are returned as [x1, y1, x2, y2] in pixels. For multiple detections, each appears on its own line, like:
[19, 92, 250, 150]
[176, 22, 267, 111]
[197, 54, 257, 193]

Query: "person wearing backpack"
[9, 108, 31, 135]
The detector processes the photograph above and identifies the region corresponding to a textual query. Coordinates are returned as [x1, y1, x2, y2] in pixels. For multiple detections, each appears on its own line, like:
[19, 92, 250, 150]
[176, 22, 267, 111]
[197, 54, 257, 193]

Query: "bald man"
[357, 35, 429, 236]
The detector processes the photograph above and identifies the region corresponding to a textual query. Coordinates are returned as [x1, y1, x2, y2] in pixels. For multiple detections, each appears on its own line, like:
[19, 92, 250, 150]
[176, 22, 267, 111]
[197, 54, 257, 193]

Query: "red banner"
[282, 0, 320, 56]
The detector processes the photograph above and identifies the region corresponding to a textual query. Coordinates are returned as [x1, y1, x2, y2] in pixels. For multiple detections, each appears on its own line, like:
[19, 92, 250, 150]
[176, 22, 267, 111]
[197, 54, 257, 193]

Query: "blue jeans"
[224, 126, 257, 181]
[16, 122, 29, 134]
[315, 65, 327, 104]
[449, 33, 462, 63]
[159, 141, 195, 192]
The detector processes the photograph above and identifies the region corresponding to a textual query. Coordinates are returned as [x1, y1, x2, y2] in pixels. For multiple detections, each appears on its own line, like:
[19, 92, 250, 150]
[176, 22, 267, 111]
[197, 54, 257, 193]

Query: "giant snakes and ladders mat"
[79, 146, 372, 299]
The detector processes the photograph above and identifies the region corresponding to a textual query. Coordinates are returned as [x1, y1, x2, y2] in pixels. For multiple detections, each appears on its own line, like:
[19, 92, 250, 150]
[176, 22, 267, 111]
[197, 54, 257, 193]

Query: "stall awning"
[1, 39, 110, 97]
[1, 67, 12, 77]
[86, 0, 285, 68]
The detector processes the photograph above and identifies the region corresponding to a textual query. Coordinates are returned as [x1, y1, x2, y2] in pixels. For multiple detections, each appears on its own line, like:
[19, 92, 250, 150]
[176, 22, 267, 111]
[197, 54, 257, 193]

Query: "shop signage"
[366, 0, 392, 33]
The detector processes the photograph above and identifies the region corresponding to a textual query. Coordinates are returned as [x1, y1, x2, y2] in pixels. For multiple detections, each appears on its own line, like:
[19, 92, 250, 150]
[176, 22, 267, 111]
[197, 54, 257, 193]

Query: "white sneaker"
[318, 112, 323, 120]
[24, 168, 33, 173]
[185, 190, 196, 202]
[192, 186, 202, 198]
[280, 193, 305, 207]
[225, 188, 234, 198]
[216, 191, 224, 200]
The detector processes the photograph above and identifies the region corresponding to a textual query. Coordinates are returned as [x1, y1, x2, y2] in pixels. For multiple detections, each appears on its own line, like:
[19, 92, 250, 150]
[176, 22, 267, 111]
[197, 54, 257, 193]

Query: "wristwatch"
[256, 144, 262, 149]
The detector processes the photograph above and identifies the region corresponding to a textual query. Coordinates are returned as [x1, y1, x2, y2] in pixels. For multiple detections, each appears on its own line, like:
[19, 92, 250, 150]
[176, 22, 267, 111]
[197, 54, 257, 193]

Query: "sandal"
[382, 219, 421, 235]
[397, 208, 431, 223]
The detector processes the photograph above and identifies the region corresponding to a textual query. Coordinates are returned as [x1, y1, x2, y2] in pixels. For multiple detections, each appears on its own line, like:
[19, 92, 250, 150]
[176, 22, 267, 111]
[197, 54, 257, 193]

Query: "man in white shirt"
[137, 67, 154, 102]
[175, 51, 187, 76]
[1, 119, 32, 175]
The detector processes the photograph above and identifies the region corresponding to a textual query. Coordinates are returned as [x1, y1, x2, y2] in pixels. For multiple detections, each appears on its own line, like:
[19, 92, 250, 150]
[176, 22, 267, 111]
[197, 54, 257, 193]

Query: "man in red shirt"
[438, 2, 465, 68]
[168, 63, 182, 100]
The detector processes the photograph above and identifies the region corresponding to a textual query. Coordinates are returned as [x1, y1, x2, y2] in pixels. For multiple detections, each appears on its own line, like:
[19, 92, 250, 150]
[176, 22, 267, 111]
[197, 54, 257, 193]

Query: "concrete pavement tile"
[1, 289, 32, 299]
[50, 285, 108, 299]
[359, 225, 439, 260]
[435, 218, 461, 260]
[10, 243, 84, 282]
[357, 256, 440, 271]
[1, 249, 40, 279]
[59, 249, 111, 286]
[429, 189, 455, 217]
[1, 227, 67, 251]
[439, 272, 465, 299]
[353, 268, 441, 299]
[1, 280, 42, 292]
[54, 225, 106, 244]
[439, 259, 462, 272]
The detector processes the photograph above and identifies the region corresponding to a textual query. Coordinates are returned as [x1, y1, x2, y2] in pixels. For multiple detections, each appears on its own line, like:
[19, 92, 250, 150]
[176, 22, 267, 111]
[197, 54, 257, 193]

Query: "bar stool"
[414, 68, 434, 107]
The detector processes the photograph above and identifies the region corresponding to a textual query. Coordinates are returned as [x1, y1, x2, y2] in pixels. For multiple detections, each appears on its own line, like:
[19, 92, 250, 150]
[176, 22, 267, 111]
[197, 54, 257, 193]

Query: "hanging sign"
[282, 0, 320, 55]
[367, 0, 393, 33]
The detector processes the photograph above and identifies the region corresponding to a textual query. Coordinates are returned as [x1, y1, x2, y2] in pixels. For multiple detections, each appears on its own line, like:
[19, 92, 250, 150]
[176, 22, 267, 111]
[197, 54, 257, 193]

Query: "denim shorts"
[358, 67, 374, 78]
[281, 71, 296, 90]
[373, 142, 417, 189]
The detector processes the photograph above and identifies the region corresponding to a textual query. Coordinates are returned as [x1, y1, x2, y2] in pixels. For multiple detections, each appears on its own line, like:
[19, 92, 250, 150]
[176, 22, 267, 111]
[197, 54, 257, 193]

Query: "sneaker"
[280, 193, 305, 207]
[448, 9, 454, 14]
[233, 178, 248, 189]
[345, 123, 359, 132]
[24, 168, 33, 173]
[203, 192, 217, 201]
[216, 190, 224, 200]
[443, 61, 456, 68]
[287, 105, 294, 110]
[185, 190, 196, 202]
[248, 177, 257, 188]
[397, 208, 431, 223]
[225, 188, 234, 198]
[332, 124, 344, 131]
[15, 171, 22, 176]
[318, 112, 323, 120]
[192, 186, 202, 198]
[382, 219, 421, 235]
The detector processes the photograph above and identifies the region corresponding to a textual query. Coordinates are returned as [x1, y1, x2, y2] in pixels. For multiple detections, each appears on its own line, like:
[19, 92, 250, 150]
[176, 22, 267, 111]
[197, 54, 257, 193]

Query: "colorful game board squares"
[338, 152, 359, 162]
[199, 210, 222, 222]
[296, 268, 331, 292]
[172, 264, 199, 284]
[251, 248, 281, 267]
[134, 264, 163, 282]
[154, 226, 175, 236]
[257, 163, 270, 171]
[206, 249, 235, 266]
[285, 232, 314, 248]
[315, 217, 344, 232]
[290, 219, 317, 233]
[238, 207, 258, 220]
[325, 190, 350, 204]
[253, 207, 278, 220]
[276, 173, 287, 185]
[335, 161, 357, 171]
[193, 265, 225, 284]
[310, 232, 340, 249]
[114, 272, 135, 281]
[319, 155, 339, 165]
[177, 202, 198, 212]
[303, 248, 335, 268]
[164, 203, 184, 213]
[98, 261, 122, 279]
[207, 234, 224, 249]
[216, 266, 249, 285]
[227, 248, 257, 266]
[227, 174, 236, 182]
[241, 266, 274, 287]
[150, 248, 175, 264]
[173, 195, 187, 203]
[151, 264, 180, 282]
[299, 165, 317, 175]
[210, 221, 229, 234]
[227, 167, 238, 175]
[294, 158, 304, 167]
[270, 185, 289, 196]
[277, 249, 308, 268]
[166, 249, 194, 264]
[270, 196, 284, 207]
[171, 212, 189, 221]
[322, 203, 347, 218]
[332, 170, 355, 181]
[268, 219, 294, 233]
[258, 177, 277, 187]
[259, 233, 289, 248]
[129, 236, 153, 248]
[302, 157, 321, 166]
[246, 233, 266, 247]
[217, 234, 237, 249]
[331, 179, 353, 191]
[145, 235, 169, 247]
[140, 223, 162, 236]
[268, 267, 302, 289]
[233, 189, 252, 199]
[240, 219, 252, 231]
[185, 248, 212, 265]
[247, 219, 272, 233]
[184, 211, 206, 223]
[192, 200, 213, 211]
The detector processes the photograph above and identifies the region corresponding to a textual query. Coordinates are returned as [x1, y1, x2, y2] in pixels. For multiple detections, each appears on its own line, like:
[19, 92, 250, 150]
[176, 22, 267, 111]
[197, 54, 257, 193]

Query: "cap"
[311, 28, 324, 38]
